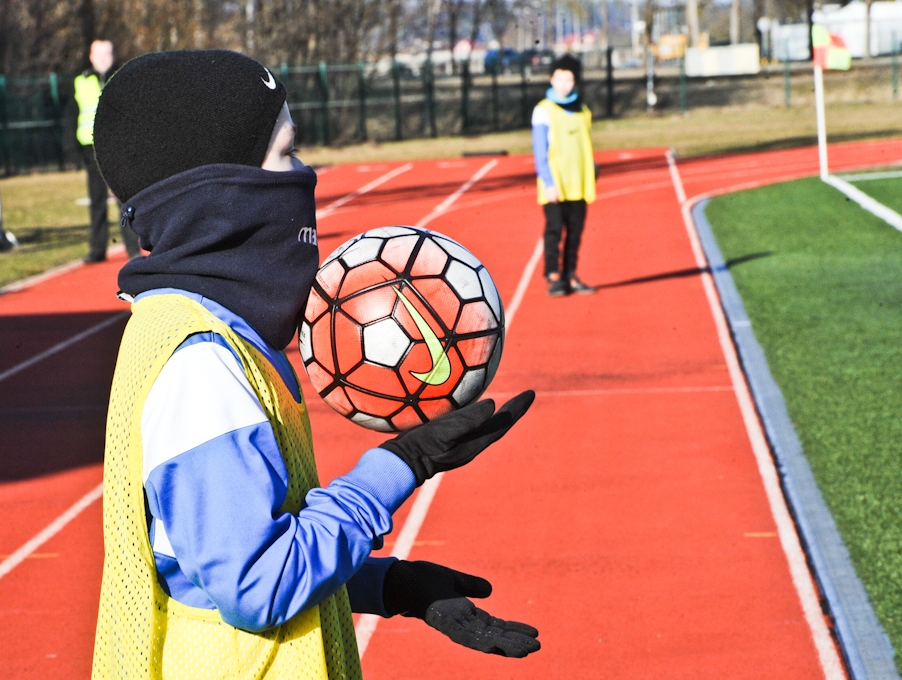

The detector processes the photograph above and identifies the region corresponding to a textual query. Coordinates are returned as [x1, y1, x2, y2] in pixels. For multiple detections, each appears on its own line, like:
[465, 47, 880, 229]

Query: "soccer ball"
[299, 226, 504, 432]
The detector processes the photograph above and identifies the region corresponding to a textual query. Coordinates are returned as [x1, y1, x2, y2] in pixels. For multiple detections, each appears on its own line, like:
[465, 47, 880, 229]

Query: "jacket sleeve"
[531, 105, 555, 189]
[142, 334, 416, 632]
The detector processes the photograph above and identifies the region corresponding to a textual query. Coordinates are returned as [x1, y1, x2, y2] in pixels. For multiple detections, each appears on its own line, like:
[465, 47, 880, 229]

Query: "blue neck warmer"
[546, 87, 578, 105]
[118, 163, 319, 350]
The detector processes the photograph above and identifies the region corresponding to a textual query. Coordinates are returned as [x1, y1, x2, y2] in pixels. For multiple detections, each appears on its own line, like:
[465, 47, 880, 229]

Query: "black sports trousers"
[81, 144, 139, 261]
[542, 199, 587, 279]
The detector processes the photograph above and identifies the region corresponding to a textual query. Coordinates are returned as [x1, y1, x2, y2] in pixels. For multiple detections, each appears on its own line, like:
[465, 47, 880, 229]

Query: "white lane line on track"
[355, 157, 512, 659]
[315, 163, 413, 220]
[667, 150, 688, 204]
[416, 159, 499, 228]
[0, 311, 130, 385]
[353, 473, 443, 657]
[437, 179, 677, 218]
[4, 165, 413, 387]
[0, 483, 103, 582]
[666, 150, 846, 680]
[506, 238, 543, 325]
[0, 166, 426, 586]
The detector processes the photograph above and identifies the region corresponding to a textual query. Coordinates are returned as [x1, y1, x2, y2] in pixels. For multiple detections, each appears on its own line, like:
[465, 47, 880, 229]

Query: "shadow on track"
[677, 130, 902, 167]
[315, 172, 537, 208]
[0, 311, 126, 482]
[595, 251, 772, 290]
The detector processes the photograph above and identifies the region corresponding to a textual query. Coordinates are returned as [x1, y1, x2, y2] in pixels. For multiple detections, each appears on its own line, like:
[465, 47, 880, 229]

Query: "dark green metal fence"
[0, 73, 69, 175]
[278, 60, 559, 148]
[0, 56, 620, 175]
[3, 55, 899, 176]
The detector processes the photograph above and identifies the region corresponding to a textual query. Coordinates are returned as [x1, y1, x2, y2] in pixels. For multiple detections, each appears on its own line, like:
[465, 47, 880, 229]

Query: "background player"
[532, 54, 597, 297]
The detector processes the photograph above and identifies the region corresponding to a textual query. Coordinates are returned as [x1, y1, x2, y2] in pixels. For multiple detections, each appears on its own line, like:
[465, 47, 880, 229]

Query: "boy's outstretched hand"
[380, 390, 535, 487]
[382, 560, 540, 658]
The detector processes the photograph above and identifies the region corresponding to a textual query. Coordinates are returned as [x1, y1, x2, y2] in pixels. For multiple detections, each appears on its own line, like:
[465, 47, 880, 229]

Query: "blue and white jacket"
[532, 86, 582, 191]
[138, 288, 417, 632]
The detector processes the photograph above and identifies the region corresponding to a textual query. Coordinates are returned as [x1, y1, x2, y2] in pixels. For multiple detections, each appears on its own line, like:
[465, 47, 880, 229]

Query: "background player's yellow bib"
[536, 99, 596, 205]
[92, 294, 361, 680]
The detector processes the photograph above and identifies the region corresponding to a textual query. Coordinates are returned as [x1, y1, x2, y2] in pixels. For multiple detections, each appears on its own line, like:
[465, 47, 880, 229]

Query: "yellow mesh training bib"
[536, 99, 596, 205]
[92, 294, 362, 680]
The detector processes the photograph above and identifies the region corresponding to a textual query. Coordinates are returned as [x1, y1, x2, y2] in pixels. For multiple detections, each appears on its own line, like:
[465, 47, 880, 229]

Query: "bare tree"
[687, 0, 700, 47]
[468, 0, 486, 46]
[489, 0, 512, 47]
[864, 0, 873, 58]
[730, 0, 740, 44]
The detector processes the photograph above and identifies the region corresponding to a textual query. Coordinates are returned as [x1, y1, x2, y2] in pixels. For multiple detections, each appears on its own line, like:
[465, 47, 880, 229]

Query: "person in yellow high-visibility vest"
[72, 40, 139, 263]
[532, 54, 596, 297]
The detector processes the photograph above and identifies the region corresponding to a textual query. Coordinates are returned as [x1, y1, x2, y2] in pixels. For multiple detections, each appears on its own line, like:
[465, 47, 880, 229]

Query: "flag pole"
[814, 63, 829, 180]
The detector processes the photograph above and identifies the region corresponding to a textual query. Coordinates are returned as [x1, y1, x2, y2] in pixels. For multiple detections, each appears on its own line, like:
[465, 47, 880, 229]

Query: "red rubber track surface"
[2, 141, 901, 678]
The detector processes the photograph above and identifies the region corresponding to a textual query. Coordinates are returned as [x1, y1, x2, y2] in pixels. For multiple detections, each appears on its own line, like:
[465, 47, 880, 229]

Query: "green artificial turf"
[705, 177, 902, 668]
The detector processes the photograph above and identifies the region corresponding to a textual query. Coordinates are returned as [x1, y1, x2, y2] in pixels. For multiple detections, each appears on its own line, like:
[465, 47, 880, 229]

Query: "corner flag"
[812, 24, 851, 71]
[811, 24, 852, 179]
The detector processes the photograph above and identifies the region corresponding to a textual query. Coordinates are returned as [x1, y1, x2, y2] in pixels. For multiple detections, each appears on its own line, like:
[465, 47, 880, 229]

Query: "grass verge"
[705, 177, 902, 669]
[0, 171, 120, 289]
[296, 101, 902, 165]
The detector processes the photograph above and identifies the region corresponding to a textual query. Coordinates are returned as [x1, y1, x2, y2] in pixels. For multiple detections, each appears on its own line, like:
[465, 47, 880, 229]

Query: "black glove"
[380, 390, 535, 486]
[382, 560, 541, 658]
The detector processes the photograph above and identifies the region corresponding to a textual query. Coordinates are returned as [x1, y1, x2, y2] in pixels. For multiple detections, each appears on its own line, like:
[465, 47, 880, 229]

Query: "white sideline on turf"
[822, 174, 902, 233]
[0, 311, 130, 385]
[315, 163, 413, 221]
[356, 158, 538, 660]
[0, 483, 103, 581]
[666, 150, 845, 680]
[837, 169, 902, 182]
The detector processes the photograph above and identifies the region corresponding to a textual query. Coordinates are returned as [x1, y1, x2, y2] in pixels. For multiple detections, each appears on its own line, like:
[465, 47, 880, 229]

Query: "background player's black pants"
[82, 145, 139, 261]
[542, 199, 587, 279]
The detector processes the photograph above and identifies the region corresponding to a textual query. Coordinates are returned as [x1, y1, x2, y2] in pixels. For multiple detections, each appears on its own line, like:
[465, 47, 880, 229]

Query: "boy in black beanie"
[532, 53, 597, 296]
[90, 50, 538, 679]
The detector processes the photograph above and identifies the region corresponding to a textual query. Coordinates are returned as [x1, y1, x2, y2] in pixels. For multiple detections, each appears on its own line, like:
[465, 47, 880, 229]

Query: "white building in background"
[769, 23, 810, 61]
[815, 1, 902, 56]
[769, 1, 902, 61]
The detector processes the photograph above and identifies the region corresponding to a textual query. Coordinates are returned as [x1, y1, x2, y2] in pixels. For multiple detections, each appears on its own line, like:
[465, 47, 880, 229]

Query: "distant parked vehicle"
[484, 48, 520, 74]
[521, 49, 556, 78]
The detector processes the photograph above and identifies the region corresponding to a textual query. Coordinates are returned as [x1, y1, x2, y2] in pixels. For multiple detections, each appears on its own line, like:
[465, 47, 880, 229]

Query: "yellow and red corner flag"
[812, 24, 852, 70]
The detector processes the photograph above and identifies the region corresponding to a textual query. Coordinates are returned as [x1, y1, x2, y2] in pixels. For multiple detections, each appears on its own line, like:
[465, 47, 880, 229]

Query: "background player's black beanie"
[94, 49, 287, 202]
[550, 53, 582, 84]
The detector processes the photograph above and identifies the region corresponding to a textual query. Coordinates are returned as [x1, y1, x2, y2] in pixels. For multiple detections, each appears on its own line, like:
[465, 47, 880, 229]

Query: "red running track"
[2, 140, 901, 678]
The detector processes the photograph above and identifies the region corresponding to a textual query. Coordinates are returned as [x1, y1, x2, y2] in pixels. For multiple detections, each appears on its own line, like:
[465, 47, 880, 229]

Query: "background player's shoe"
[569, 276, 595, 295]
[547, 276, 568, 297]
[0, 230, 19, 252]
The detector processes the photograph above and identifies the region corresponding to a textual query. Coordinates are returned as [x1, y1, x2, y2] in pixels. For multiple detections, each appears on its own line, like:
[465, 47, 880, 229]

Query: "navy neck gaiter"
[118, 163, 319, 350]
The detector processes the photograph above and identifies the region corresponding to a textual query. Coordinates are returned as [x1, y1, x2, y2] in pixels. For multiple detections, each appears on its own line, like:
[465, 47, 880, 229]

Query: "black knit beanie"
[550, 53, 582, 84]
[94, 50, 287, 202]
